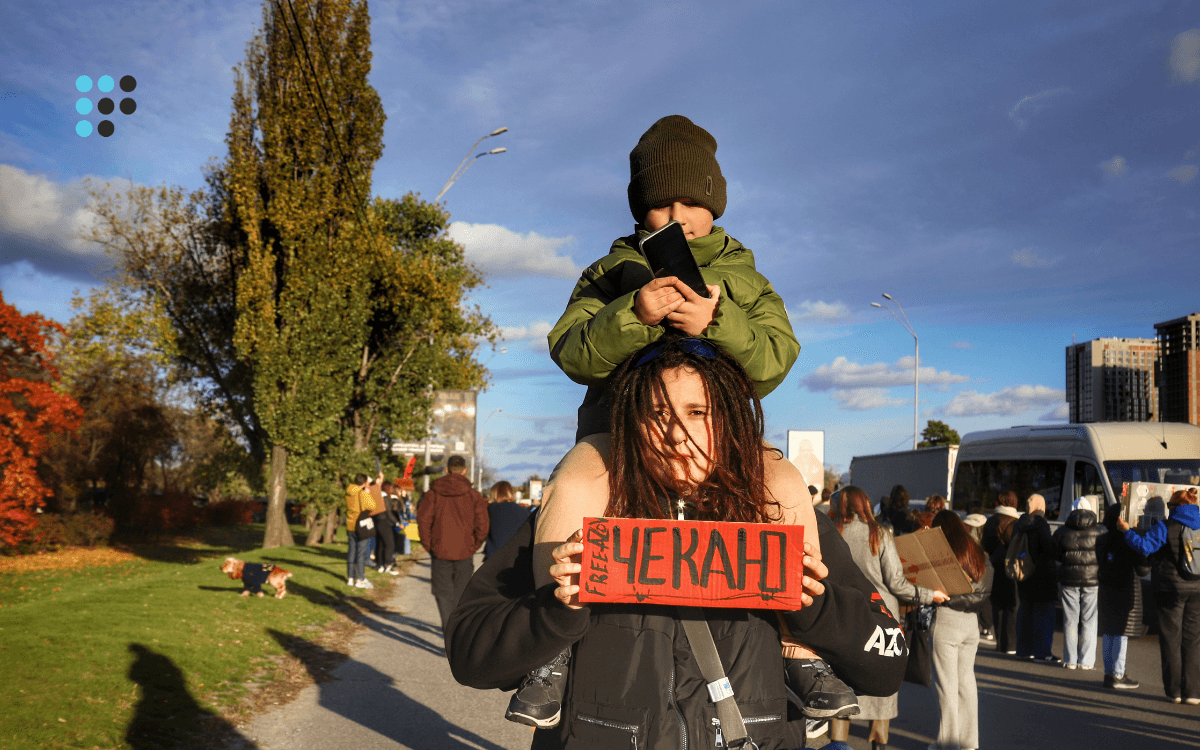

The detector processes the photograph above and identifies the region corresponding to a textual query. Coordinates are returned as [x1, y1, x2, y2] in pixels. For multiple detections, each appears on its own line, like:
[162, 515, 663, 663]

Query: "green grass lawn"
[0, 524, 407, 750]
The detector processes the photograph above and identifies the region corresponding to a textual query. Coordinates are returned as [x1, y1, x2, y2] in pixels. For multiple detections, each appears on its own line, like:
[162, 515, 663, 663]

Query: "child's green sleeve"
[547, 257, 662, 387]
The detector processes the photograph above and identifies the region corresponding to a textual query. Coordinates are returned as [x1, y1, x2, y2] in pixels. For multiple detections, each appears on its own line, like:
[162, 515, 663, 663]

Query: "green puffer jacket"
[548, 226, 800, 440]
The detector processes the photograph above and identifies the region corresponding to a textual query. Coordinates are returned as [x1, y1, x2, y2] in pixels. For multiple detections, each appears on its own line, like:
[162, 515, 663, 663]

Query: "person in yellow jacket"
[345, 472, 379, 589]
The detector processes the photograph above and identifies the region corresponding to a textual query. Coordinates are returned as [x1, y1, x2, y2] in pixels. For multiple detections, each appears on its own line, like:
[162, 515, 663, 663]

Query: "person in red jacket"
[417, 455, 489, 629]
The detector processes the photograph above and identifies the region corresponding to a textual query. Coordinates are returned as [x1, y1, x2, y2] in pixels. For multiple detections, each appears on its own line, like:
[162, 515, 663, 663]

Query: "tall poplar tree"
[225, 0, 384, 547]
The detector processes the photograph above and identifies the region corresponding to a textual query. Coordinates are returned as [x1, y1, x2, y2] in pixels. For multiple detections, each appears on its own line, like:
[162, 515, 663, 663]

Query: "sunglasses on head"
[634, 337, 718, 368]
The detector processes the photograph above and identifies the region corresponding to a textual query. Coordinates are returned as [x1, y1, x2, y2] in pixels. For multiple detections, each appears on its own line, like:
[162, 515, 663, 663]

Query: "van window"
[1072, 461, 1106, 505]
[1104, 460, 1200, 490]
[952, 460, 1067, 517]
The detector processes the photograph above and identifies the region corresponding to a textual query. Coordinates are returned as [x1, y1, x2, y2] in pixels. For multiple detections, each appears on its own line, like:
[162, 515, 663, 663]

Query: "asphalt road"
[243, 554, 1199, 750]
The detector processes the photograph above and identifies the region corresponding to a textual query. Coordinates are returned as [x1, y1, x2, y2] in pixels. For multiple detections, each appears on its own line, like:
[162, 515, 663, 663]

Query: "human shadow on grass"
[266, 631, 506, 750]
[125, 643, 256, 750]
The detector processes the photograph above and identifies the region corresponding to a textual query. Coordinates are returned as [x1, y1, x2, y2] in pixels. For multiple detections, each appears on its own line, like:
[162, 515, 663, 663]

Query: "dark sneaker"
[1034, 655, 1061, 664]
[784, 658, 860, 718]
[505, 648, 571, 728]
[1103, 674, 1115, 688]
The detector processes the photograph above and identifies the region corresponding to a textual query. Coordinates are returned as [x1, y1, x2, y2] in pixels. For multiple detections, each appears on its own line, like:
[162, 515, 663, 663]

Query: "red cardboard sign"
[577, 516, 805, 610]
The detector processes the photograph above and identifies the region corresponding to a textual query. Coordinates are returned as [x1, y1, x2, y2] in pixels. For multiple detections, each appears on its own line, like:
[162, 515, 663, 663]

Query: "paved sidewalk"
[243, 553, 532, 750]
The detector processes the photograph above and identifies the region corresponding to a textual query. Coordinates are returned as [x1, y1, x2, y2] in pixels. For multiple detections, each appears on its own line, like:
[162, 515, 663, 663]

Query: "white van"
[949, 423, 1200, 520]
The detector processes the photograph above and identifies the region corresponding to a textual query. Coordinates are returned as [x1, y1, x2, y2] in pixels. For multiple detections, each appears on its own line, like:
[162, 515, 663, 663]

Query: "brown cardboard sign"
[577, 516, 805, 610]
[893, 526, 974, 596]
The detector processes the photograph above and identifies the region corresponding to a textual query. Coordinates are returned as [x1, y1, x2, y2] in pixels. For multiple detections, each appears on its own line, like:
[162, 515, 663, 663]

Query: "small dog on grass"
[220, 557, 292, 599]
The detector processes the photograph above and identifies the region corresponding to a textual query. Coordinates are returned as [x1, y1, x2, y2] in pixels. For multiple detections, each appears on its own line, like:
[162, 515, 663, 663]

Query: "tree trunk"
[322, 509, 339, 544]
[262, 443, 294, 548]
[304, 511, 325, 545]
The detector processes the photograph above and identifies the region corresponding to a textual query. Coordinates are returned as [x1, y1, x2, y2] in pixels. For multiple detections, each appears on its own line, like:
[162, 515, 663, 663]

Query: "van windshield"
[1105, 460, 1200, 489]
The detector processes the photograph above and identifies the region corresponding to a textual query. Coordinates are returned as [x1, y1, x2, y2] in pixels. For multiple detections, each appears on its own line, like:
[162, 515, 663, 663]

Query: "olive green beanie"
[628, 115, 727, 223]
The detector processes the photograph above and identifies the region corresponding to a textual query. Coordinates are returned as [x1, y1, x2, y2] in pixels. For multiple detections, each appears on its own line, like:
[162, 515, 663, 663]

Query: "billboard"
[787, 430, 825, 489]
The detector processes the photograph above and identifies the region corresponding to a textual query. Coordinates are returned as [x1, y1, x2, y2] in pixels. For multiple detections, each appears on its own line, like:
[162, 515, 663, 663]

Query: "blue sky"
[2, 1, 1198, 486]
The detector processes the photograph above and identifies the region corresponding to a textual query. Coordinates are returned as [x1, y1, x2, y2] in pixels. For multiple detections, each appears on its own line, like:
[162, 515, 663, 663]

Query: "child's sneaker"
[505, 648, 571, 727]
[784, 658, 860, 718]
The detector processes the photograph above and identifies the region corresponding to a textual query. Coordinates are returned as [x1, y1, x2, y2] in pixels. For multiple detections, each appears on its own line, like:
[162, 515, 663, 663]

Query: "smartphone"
[637, 221, 710, 298]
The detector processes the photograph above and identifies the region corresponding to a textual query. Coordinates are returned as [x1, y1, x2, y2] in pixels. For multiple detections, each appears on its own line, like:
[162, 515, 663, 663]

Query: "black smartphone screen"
[637, 221, 710, 298]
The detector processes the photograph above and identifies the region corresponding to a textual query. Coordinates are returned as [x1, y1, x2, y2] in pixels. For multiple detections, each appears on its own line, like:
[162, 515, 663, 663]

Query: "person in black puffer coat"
[1014, 494, 1059, 661]
[1097, 502, 1149, 689]
[1053, 497, 1103, 669]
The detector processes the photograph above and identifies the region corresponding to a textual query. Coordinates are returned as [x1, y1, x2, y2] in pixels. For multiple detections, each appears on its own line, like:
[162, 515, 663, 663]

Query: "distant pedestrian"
[1120, 488, 1200, 703]
[344, 473, 377, 590]
[925, 495, 947, 513]
[416, 455, 489, 630]
[888, 484, 917, 534]
[1053, 496, 1102, 669]
[963, 512, 993, 641]
[372, 481, 401, 575]
[928, 510, 991, 750]
[981, 491, 1020, 559]
[1098, 501, 1149, 690]
[1014, 494, 1059, 663]
[484, 481, 530, 559]
[988, 508, 1021, 654]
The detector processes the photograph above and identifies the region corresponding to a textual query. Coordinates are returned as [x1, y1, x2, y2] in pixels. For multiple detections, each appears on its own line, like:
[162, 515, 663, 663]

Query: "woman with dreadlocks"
[447, 335, 908, 749]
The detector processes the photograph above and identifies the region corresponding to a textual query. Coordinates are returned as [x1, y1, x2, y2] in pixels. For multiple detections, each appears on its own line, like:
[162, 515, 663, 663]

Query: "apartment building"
[1155, 313, 1200, 426]
[1065, 337, 1158, 423]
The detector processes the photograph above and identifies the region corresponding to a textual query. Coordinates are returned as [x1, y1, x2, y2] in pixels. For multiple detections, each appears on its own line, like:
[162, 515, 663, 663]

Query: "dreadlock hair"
[605, 333, 780, 523]
[831, 485, 883, 555]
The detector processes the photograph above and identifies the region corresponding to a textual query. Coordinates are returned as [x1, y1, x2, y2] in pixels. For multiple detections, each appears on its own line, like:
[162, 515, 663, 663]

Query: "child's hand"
[664, 284, 721, 336]
[635, 277, 685, 325]
[549, 529, 585, 610]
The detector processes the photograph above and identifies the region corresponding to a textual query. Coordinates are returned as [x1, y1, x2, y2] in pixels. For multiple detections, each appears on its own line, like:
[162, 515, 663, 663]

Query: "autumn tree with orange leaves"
[0, 292, 81, 546]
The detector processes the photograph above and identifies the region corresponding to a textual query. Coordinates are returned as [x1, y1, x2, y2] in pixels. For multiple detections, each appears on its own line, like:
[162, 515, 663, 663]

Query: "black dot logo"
[120, 75, 136, 92]
[98, 120, 114, 137]
[98, 98, 114, 115]
[120, 98, 136, 115]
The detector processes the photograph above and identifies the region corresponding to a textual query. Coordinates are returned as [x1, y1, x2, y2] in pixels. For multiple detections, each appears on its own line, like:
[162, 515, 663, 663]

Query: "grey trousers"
[431, 557, 475, 630]
[931, 607, 980, 750]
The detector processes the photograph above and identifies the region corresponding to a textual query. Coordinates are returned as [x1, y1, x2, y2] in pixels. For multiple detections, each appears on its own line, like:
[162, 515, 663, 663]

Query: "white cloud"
[789, 300, 851, 323]
[1167, 165, 1199, 185]
[941, 385, 1065, 417]
[1099, 155, 1127, 178]
[1169, 29, 1200, 83]
[499, 320, 553, 351]
[0, 165, 103, 258]
[448, 222, 581, 278]
[1007, 87, 1069, 129]
[950, 341, 973, 349]
[1039, 403, 1070, 422]
[831, 388, 907, 411]
[1011, 248, 1053, 268]
[802, 356, 968, 411]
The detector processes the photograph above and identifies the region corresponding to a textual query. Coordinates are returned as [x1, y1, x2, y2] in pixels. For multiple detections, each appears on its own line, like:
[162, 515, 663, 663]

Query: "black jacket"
[447, 511, 907, 750]
[1053, 509, 1102, 587]
[1097, 526, 1150, 638]
[1014, 512, 1058, 602]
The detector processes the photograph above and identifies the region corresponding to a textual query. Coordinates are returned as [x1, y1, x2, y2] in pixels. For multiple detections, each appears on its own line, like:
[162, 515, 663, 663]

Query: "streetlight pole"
[476, 408, 502, 488]
[872, 294, 919, 450]
[436, 127, 509, 202]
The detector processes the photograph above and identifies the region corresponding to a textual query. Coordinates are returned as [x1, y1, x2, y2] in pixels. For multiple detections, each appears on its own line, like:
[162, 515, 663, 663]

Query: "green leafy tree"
[918, 419, 961, 448]
[224, 0, 385, 548]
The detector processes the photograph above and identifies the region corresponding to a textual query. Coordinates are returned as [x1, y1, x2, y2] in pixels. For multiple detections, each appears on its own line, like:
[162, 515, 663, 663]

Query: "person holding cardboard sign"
[453, 337, 905, 749]
[827, 486, 948, 750]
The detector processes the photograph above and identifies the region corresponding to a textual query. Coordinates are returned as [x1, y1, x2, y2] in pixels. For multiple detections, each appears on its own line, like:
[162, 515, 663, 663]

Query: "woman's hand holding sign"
[798, 541, 827, 608]
[550, 529, 585, 610]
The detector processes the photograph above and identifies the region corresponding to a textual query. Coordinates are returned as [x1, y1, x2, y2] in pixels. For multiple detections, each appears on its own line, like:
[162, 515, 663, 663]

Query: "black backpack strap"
[677, 606, 757, 749]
